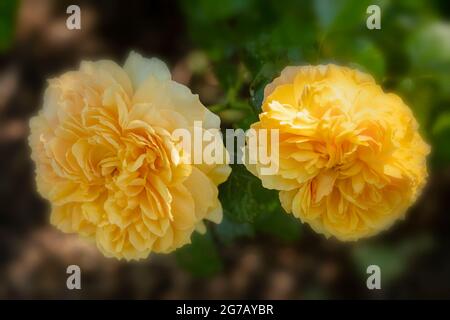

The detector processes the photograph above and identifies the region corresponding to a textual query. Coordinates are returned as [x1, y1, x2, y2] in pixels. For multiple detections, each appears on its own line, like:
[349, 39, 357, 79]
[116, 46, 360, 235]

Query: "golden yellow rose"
[246, 65, 430, 241]
[29, 52, 231, 260]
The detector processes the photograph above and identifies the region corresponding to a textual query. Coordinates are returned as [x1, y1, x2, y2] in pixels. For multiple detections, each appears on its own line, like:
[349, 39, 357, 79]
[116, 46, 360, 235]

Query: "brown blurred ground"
[1, 0, 450, 299]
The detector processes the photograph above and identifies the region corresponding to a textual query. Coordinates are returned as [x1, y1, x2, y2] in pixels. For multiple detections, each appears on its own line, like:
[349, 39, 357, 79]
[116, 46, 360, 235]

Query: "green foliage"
[352, 236, 433, 283]
[176, 0, 450, 276]
[214, 216, 255, 245]
[175, 231, 223, 277]
[249, 62, 282, 113]
[407, 22, 450, 77]
[0, 0, 18, 52]
[432, 112, 450, 165]
[254, 209, 301, 242]
[219, 164, 278, 223]
[180, 0, 450, 161]
[219, 164, 301, 242]
[404, 21, 450, 166]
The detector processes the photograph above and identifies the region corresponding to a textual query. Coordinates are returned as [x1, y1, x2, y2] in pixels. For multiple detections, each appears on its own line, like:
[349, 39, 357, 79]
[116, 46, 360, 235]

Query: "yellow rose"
[246, 65, 430, 241]
[29, 52, 231, 260]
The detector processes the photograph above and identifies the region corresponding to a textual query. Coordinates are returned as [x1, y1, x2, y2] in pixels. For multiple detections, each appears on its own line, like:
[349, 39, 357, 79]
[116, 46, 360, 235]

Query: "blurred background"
[1, 0, 450, 299]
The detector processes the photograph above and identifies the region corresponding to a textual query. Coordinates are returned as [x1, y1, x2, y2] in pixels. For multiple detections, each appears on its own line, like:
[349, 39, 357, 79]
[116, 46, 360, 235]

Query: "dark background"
[0, 0, 450, 299]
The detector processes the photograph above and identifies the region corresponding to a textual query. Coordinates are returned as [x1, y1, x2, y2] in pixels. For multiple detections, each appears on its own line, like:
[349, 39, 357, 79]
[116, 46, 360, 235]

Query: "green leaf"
[219, 164, 280, 223]
[396, 78, 425, 126]
[214, 216, 255, 245]
[407, 22, 450, 76]
[349, 39, 385, 81]
[322, 37, 385, 81]
[175, 231, 222, 277]
[314, 0, 345, 30]
[0, 0, 18, 52]
[249, 63, 280, 113]
[431, 112, 450, 166]
[219, 164, 302, 242]
[406, 23, 450, 100]
[432, 112, 450, 136]
[314, 0, 375, 32]
[254, 209, 301, 242]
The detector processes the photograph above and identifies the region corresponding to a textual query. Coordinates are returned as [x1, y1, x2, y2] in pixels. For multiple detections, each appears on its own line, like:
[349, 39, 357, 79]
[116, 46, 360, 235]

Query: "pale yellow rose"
[29, 52, 231, 260]
[246, 65, 430, 241]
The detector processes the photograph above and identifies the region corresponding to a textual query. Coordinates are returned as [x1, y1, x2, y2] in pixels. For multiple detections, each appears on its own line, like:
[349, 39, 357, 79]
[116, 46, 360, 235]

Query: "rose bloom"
[29, 52, 231, 260]
[246, 65, 430, 241]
